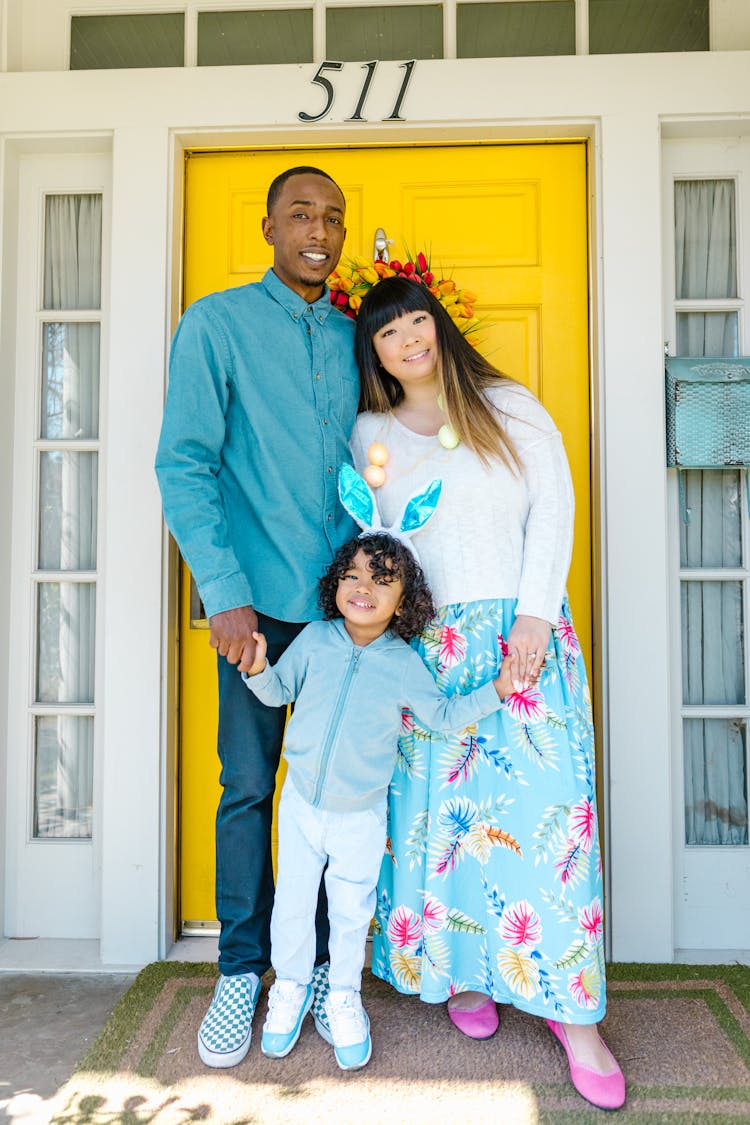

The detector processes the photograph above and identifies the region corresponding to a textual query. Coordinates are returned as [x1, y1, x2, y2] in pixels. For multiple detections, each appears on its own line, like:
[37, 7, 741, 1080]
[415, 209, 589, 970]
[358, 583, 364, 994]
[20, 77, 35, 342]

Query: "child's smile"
[336, 548, 405, 645]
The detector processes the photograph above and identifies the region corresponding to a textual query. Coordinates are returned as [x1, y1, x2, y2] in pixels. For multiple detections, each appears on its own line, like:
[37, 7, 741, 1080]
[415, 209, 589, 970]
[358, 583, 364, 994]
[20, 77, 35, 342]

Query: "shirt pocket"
[336, 367, 360, 428]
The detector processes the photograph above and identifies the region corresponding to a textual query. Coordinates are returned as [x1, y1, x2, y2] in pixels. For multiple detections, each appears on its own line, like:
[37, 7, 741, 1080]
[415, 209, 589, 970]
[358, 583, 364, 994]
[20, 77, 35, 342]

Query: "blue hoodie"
[243, 618, 503, 813]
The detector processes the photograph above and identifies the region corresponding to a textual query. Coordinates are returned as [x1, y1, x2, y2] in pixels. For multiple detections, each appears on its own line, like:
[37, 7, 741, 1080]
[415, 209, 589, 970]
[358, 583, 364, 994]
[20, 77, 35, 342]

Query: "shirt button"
[307, 306, 313, 313]
[327, 466, 333, 473]
[327, 513, 332, 521]
[322, 418, 328, 425]
[315, 373, 321, 380]
[307, 326, 311, 334]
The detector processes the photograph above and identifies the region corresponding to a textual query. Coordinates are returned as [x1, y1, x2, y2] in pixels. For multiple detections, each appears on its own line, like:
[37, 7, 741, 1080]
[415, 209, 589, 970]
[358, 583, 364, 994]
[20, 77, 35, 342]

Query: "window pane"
[34, 716, 93, 839]
[458, 2, 575, 58]
[327, 5, 443, 61]
[39, 452, 98, 571]
[675, 180, 737, 301]
[681, 581, 745, 706]
[70, 13, 184, 70]
[44, 195, 102, 310]
[198, 9, 312, 66]
[676, 312, 738, 358]
[590, 0, 708, 54]
[37, 583, 96, 704]
[684, 719, 747, 846]
[42, 323, 100, 440]
[679, 470, 742, 568]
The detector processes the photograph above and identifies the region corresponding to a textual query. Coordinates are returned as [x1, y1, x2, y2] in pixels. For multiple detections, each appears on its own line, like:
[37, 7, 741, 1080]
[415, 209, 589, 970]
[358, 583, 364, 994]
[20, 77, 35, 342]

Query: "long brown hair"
[355, 276, 521, 471]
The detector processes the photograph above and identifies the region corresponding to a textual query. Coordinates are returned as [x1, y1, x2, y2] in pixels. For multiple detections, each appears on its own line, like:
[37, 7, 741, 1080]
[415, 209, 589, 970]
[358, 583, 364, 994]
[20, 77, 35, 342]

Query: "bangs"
[357, 276, 436, 338]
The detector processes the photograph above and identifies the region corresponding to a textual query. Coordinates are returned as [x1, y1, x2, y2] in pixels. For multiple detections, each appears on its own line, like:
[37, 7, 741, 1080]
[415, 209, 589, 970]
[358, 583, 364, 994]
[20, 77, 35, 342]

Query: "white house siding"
[0, 24, 748, 967]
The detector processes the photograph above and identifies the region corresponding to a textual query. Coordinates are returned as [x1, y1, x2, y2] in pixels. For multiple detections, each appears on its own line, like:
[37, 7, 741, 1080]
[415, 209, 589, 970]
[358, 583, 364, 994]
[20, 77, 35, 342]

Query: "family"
[155, 165, 625, 1111]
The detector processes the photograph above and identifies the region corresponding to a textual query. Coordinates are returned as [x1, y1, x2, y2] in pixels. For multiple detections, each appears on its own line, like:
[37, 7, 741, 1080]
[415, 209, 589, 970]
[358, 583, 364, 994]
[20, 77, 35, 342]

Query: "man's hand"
[209, 605, 259, 673]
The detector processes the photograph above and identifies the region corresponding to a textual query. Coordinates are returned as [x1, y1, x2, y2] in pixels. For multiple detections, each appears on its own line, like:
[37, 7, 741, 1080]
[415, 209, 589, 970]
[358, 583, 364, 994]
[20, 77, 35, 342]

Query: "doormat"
[49, 962, 750, 1124]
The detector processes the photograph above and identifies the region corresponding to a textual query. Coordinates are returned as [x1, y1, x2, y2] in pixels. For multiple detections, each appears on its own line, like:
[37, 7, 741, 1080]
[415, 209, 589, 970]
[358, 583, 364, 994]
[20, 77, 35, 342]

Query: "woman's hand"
[507, 614, 552, 690]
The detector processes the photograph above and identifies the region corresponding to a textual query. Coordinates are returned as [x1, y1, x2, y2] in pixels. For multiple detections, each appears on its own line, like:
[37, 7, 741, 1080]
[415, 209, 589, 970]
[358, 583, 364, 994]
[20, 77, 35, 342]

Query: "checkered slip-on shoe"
[198, 971, 262, 1068]
[311, 961, 332, 1044]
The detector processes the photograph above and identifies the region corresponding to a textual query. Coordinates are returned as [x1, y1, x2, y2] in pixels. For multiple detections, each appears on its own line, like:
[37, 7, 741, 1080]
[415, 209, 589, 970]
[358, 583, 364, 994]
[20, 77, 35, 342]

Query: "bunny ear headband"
[338, 463, 442, 562]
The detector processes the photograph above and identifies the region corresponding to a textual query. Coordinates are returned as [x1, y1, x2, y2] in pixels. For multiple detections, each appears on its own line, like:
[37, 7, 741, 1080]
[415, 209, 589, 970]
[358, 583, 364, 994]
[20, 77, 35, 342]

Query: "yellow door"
[179, 143, 591, 930]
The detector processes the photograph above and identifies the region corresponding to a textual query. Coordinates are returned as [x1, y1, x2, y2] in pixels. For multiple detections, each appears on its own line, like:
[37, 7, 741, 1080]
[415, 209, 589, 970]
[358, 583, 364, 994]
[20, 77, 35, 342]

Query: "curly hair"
[319, 532, 435, 643]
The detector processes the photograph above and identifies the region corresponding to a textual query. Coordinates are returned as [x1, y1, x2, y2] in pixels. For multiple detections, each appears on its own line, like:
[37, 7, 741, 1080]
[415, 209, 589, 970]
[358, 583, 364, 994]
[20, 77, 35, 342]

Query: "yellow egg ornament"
[363, 464, 386, 488]
[367, 442, 389, 467]
[438, 423, 460, 450]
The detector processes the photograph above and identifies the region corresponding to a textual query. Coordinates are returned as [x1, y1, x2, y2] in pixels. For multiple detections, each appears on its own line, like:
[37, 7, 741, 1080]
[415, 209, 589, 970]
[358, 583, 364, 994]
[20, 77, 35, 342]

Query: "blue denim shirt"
[155, 270, 359, 622]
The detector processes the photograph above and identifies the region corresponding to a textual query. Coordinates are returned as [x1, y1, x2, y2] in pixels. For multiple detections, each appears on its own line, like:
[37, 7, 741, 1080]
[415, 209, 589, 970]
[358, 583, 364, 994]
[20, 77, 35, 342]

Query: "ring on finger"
[528, 652, 537, 658]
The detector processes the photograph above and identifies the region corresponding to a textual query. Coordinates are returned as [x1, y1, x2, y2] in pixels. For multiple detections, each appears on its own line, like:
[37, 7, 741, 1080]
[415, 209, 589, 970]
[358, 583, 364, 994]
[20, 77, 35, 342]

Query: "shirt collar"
[331, 617, 401, 651]
[261, 268, 334, 324]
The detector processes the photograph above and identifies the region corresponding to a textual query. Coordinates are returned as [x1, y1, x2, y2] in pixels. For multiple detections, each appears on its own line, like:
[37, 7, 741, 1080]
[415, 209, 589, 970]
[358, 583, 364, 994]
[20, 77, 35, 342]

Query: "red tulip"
[416, 252, 429, 273]
[390, 260, 403, 273]
[403, 261, 415, 276]
[422, 271, 434, 285]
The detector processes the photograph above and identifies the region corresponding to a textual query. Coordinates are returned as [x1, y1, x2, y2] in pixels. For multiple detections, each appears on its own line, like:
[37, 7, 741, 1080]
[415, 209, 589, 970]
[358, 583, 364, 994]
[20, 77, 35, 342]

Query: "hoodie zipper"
[312, 646, 361, 807]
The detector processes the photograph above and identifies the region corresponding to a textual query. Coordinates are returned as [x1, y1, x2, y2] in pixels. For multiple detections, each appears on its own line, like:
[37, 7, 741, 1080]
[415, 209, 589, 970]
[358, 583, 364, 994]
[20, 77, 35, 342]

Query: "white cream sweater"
[350, 383, 574, 624]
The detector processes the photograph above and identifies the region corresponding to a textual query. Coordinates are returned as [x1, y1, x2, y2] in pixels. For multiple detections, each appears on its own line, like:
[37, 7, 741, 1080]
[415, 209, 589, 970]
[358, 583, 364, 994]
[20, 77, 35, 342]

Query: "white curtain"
[675, 179, 737, 355]
[35, 194, 101, 839]
[675, 180, 748, 847]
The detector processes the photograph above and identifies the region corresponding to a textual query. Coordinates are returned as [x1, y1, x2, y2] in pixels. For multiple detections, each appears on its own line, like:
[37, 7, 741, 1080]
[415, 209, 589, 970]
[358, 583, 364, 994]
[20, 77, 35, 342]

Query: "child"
[242, 491, 519, 1071]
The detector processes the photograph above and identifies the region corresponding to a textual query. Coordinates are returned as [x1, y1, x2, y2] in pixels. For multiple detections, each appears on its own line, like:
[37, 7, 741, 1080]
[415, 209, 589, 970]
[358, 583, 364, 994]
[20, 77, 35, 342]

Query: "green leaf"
[445, 908, 486, 935]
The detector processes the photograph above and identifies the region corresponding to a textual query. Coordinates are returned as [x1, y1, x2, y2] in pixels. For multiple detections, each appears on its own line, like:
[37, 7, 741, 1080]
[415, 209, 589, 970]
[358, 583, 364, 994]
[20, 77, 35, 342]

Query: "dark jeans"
[215, 613, 330, 977]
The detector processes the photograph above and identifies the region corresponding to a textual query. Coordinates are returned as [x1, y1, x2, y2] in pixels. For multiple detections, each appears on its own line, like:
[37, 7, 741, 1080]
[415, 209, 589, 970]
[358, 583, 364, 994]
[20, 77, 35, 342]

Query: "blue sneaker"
[261, 980, 314, 1059]
[198, 972, 261, 1068]
[311, 961, 332, 1044]
[325, 989, 372, 1071]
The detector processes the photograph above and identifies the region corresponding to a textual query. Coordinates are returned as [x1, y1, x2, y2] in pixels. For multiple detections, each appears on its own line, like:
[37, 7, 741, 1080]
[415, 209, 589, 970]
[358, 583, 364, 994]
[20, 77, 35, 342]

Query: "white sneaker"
[261, 979, 313, 1059]
[324, 988, 372, 1070]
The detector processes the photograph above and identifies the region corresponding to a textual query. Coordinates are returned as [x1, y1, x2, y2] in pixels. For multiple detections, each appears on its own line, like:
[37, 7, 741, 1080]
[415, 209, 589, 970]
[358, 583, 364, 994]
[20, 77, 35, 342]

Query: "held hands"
[493, 651, 520, 699]
[507, 614, 552, 691]
[208, 605, 259, 674]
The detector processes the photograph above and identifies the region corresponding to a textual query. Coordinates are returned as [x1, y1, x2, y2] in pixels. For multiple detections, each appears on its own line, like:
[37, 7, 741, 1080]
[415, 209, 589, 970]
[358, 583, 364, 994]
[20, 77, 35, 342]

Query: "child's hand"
[494, 652, 520, 699]
[241, 631, 268, 676]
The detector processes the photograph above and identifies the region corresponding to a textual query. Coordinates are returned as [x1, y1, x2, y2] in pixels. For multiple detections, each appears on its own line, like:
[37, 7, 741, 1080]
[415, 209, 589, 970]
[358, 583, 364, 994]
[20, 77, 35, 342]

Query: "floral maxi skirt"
[371, 597, 607, 1025]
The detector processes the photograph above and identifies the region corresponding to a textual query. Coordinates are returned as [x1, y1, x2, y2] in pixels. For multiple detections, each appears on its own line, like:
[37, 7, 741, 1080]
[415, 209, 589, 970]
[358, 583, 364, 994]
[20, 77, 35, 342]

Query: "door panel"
[179, 143, 591, 928]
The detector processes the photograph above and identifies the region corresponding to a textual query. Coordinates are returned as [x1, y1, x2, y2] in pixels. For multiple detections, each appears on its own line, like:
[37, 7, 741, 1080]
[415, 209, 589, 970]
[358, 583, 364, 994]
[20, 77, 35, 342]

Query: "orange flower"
[328, 251, 480, 344]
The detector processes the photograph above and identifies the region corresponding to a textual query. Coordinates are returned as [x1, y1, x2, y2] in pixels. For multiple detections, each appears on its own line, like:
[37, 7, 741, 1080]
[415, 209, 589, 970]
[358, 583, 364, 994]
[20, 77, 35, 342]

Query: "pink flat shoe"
[447, 996, 499, 1039]
[546, 1019, 626, 1110]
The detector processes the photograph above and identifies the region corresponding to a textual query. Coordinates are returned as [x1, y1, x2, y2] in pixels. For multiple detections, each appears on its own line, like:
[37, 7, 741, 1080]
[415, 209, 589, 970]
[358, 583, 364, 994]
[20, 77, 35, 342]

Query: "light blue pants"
[271, 781, 387, 992]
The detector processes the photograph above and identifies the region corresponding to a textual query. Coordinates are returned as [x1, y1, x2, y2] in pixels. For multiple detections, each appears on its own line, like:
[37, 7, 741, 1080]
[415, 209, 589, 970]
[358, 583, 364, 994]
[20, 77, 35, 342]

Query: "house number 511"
[298, 60, 416, 123]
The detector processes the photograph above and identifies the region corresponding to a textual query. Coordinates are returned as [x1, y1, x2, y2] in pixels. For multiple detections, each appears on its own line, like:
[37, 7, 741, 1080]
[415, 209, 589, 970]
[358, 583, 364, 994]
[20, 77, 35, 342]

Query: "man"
[155, 166, 358, 1067]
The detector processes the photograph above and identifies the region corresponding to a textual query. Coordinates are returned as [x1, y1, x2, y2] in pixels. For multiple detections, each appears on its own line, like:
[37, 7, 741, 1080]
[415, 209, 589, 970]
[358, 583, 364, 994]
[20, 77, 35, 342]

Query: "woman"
[350, 276, 624, 1111]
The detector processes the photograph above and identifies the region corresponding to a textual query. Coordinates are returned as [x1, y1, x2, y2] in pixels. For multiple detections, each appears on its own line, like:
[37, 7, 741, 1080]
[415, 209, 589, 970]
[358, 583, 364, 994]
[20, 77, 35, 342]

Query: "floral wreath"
[327, 250, 480, 343]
